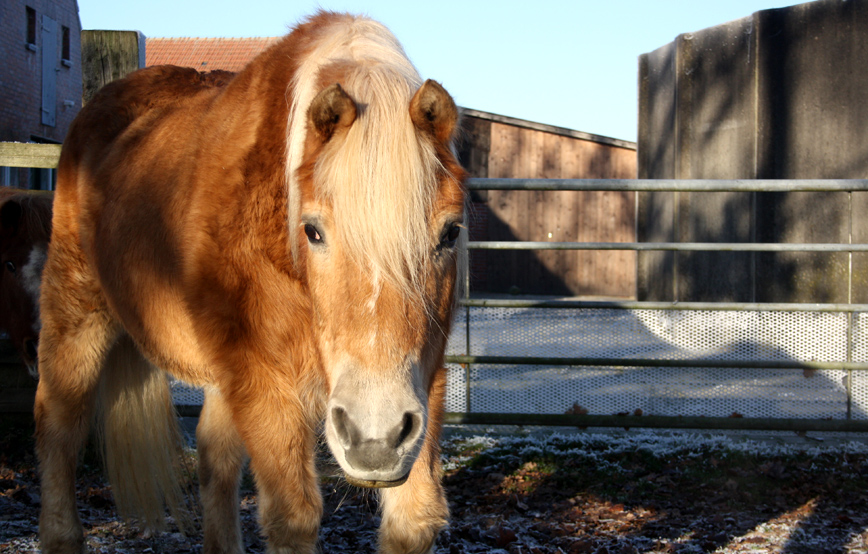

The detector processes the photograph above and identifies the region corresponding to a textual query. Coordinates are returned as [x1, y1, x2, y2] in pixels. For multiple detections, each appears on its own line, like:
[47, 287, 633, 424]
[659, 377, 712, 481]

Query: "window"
[26, 7, 37, 49]
[61, 26, 71, 65]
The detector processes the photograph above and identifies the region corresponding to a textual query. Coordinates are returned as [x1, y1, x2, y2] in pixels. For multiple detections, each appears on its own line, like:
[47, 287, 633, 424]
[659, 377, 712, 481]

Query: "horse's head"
[296, 78, 465, 487]
[0, 193, 52, 378]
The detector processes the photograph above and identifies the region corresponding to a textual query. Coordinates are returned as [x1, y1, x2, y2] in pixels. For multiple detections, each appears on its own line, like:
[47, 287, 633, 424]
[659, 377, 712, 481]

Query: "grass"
[440, 429, 868, 512]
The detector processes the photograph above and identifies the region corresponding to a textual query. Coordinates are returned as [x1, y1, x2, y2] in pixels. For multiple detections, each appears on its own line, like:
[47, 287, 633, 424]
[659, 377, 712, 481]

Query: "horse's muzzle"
[325, 370, 427, 485]
[328, 404, 424, 485]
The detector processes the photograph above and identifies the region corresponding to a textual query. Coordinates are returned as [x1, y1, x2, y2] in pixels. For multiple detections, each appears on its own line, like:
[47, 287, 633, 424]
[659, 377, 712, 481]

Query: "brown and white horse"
[0, 188, 52, 377]
[35, 12, 465, 554]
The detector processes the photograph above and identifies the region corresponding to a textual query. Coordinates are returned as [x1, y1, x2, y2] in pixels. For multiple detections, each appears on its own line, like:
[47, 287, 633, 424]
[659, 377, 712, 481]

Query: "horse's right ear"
[308, 83, 357, 142]
[0, 200, 23, 235]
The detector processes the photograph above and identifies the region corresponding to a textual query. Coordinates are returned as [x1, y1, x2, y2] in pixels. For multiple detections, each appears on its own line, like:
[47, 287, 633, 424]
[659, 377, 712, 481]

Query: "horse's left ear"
[410, 80, 458, 144]
[0, 200, 22, 235]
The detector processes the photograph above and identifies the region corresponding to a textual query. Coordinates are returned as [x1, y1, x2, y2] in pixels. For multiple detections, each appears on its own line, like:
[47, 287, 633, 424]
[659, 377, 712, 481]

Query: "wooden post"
[80, 30, 146, 105]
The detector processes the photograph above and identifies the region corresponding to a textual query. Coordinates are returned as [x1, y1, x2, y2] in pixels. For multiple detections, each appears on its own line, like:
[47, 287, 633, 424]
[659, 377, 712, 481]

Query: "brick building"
[1, 0, 82, 188]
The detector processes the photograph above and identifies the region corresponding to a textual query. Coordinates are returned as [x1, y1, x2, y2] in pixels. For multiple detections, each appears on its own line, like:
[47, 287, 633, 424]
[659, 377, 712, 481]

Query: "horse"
[0, 188, 53, 378]
[34, 11, 466, 554]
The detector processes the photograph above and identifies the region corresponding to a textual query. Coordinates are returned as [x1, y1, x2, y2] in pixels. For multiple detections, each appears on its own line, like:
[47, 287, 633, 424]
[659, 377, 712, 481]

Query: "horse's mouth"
[344, 472, 410, 489]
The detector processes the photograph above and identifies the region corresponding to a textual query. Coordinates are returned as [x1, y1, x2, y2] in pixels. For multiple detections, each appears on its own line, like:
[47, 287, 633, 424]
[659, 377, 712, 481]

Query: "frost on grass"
[442, 428, 868, 473]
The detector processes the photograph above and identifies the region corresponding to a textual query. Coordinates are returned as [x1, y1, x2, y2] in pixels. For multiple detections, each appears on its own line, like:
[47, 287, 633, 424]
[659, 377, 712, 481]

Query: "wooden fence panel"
[474, 119, 636, 297]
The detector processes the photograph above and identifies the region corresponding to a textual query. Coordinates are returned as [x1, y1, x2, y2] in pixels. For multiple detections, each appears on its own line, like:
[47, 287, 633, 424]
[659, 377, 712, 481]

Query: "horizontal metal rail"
[467, 177, 868, 192]
[470, 240, 868, 252]
[446, 355, 868, 371]
[443, 412, 868, 433]
[459, 298, 868, 312]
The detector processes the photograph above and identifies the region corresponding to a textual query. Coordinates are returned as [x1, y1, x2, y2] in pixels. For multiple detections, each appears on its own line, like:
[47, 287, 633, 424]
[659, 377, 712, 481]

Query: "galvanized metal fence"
[443, 178, 868, 433]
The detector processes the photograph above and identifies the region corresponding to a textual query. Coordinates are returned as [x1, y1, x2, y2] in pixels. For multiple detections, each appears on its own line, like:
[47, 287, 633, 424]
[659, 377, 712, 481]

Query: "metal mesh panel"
[446, 307, 861, 420]
[445, 363, 467, 413]
[171, 381, 204, 406]
[850, 312, 868, 363]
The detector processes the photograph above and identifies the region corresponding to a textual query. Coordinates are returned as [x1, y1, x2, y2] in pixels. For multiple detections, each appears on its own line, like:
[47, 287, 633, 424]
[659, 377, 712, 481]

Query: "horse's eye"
[440, 223, 462, 249]
[4, 261, 15, 274]
[304, 223, 323, 244]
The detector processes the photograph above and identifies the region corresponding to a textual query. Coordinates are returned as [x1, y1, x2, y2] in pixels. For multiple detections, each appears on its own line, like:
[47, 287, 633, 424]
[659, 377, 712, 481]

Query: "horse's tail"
[97, 334, 192, 532]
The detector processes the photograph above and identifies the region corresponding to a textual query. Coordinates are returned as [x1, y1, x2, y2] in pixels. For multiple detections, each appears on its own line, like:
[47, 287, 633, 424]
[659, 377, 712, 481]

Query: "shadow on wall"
[638, 0, 868, 303]
[639, 188, 849, 304]
[465, 202, 574, 296]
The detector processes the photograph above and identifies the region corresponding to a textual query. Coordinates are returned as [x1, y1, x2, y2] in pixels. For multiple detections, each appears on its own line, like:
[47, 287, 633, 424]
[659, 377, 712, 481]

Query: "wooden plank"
[558, 138, 582, 294]
[487, 122, 523, 293]
[511, 125, 533, 293]
[0, 142, 62, 168]
[609, 147, 638, 298]
[540, 132, 567, 294]
[525, 127, 547, 291]
[613, 190, 637, 297]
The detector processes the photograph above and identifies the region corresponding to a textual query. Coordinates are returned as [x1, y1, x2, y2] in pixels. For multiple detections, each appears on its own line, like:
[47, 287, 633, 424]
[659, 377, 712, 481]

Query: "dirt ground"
[3, 417, 868, 554]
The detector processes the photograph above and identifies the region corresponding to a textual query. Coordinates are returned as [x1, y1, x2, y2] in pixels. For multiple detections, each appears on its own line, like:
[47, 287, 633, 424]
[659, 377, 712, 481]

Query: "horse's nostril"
[331, 406, 353, 449]
[394, 411, 422, 450]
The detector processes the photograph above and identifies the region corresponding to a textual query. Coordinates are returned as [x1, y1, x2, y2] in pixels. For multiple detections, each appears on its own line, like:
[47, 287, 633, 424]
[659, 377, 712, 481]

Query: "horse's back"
[59, 66, 233, 188]
[47, 66, 237, 382]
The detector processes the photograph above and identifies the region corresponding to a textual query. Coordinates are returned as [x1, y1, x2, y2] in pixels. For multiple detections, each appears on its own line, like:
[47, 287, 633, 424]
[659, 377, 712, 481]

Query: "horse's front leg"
[378, 369, 449, 554]
[234, 387, 323, 554]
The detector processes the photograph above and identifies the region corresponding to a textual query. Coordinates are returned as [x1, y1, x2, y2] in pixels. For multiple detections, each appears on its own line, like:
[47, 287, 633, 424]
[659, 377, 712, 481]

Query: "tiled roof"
[145, 37, 281, 72]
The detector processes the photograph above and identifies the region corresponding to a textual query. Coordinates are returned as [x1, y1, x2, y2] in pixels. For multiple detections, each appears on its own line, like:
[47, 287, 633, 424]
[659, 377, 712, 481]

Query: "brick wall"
[0, 0, 81, 145]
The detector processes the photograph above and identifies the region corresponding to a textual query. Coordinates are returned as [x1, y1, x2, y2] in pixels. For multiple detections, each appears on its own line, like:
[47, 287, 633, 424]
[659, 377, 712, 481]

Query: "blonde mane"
[286, 13, 441, 297]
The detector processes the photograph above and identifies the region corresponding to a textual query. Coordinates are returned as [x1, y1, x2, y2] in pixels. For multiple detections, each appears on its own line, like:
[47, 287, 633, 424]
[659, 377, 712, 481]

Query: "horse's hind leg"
[378, 368, 449, 554]
[197, 387, 246, 554]
[34, 240, 118, 554]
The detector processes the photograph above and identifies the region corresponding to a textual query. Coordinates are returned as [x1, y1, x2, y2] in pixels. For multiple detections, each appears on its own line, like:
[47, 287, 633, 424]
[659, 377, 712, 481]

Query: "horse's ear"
[308, 83, 357, 142]
[410, 80, 458, 144]
[0, 200, 23, 235]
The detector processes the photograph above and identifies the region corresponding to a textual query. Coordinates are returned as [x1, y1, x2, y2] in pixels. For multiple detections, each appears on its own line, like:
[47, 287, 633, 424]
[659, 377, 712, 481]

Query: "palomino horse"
[0, 188, 52, 377]
[35, 11, 465, 554]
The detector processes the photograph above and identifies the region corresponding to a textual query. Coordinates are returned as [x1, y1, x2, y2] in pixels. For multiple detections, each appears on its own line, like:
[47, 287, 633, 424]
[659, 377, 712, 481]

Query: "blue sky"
[78, 0, 801, 143]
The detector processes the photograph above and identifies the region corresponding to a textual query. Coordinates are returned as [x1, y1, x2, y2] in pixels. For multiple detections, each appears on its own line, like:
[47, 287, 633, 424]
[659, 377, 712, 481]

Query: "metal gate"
[442, 178, 868, 432]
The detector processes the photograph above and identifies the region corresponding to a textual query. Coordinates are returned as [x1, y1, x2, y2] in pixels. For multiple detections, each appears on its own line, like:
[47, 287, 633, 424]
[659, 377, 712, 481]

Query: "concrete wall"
[637, 0, 868, 303]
